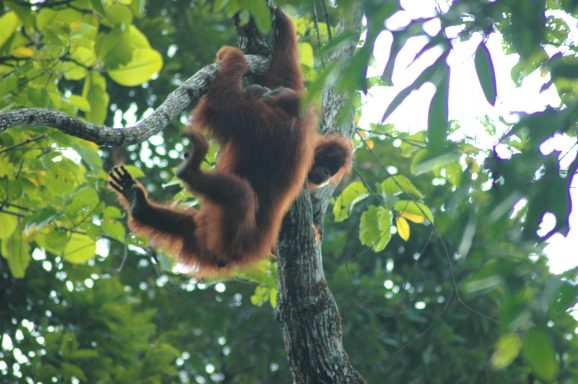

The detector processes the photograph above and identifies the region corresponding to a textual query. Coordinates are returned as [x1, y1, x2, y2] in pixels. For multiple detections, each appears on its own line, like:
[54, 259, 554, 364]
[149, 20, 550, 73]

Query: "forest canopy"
[0, 0, 577, 383]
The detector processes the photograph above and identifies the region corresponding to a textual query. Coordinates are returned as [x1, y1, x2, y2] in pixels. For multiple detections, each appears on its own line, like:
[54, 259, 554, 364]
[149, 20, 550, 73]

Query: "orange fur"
[109, 9, 351, 277]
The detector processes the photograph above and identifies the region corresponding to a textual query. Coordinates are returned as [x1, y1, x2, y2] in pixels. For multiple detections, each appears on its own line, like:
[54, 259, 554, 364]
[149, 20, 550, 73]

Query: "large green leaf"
[0, 212, 18, 239]
[522, 329, 559, 381]
[491, 333, 522, 370]
[333, 181, 369, 222]
[427, 63, 449, 153]
[108, 48, 163, 86]
[1, 235, 31, 278]
[63, 233, 96, 264]
[379, 175, 423, 198]
[0, 12, 20, 49]
[359, 205, 392, 252]
[83, 73, 109, 125]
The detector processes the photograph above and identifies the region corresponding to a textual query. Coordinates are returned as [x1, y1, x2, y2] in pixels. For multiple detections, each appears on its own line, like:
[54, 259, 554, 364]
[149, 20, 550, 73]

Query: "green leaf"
[83, 73, 109, 125]
[66, 187, 99, 216]
[445, 161, 463, 186]
[491, 333, 522, 370]
[333, 181, 369, 222]
[411, 150, 460, 175]
[102, 220, 126, 242]
[359, 205, 392, 252]
[63, 233, 96, 264]
[64, 95, 91, 112]
[96, 29, 133, 68]
[474, 42, 497, 106]
[549, 282, 578, 315]
[106, 4, 133, 26]
[269, 288, 278, 308]
[108, 48, 163, 86]
[24, 207, 58, 232]
[522, 329, 559, 381]
[123, 165, 145, 178]
[104, 206, 122, 219]
[243, 0, 271, 33]
[379, 175, 423, 198]
[1, 235, 31, 278]
[89, 0, 106, 15]
[37, 8, 82, 30]
[126, 25, 153, 49]
[251, 286, 269, 306]
[299, 42, 314, 68]
[393, 200, 434, 224]
[0, 12, 20, 49]
[0, 212, 18, 239]
[427, 63, 449, 153]
[71, 46, 96, 67]
[37, 231, 68, 255]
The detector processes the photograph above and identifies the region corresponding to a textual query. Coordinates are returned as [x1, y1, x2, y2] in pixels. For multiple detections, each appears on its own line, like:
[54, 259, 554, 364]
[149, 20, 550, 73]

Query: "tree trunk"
[275, 7, 364, 383]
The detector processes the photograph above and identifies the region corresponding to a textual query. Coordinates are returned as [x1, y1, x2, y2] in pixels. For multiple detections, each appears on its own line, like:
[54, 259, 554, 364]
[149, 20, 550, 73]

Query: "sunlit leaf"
[400, 211, 425, 224]
[299, 42, 314, 68]
[1, 235, 31, 278]
[394, 200, 434, 224]
[0, 212, 18, 239]
[63, 233, 96, 264]
[64, 95, 91, 112]
[108, 48, 163, 86]
[0, 12, 20, 49]
[102, 220, 126, 242]
[396, 216, 410, 241]
[491, 333, 522, 370]
[333, 181, 369, 222]
[379, 175, 423, 198]
[359, 205, 392, 252]
[36, 231, 68, 255]
[83, 73, 109, 125]
[10, 47, 34, 58]
[106, 4, 133, 26]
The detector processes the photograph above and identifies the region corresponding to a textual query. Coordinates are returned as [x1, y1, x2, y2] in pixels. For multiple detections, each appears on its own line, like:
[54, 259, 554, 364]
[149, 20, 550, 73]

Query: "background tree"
[1, 0, 577, 383]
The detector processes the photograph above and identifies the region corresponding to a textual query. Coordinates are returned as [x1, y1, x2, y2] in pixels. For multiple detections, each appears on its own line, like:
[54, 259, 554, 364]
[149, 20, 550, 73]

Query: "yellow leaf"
[365, 139, 374, 150]
[396, 216, 410, 241]
[400, 211, 425, 224]
[11, 47, 34, 58]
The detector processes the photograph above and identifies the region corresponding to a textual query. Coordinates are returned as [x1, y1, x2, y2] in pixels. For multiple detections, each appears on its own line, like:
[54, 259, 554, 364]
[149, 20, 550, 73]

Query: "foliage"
[1, 0, 577, 383]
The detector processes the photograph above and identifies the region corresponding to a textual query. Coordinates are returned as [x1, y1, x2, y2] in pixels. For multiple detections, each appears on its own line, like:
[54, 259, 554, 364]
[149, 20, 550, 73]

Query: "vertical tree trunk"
[275, 7, 364, 383]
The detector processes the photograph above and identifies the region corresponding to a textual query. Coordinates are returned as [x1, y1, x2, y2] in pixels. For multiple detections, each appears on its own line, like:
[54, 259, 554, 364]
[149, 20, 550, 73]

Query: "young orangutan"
[109, 9, 351, 276]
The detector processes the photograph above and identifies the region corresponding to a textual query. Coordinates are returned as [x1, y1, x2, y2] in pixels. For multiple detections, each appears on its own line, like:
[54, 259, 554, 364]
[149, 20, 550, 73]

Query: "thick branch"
[0, 55, 269, 146]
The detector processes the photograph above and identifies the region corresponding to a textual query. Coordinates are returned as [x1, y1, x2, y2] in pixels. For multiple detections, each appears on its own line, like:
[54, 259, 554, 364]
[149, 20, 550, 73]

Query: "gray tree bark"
[274, 8, 365, 383]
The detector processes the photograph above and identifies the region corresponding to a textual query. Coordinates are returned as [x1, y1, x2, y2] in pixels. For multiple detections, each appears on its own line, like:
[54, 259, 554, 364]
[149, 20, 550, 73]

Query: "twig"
[0, 134, 47, 154]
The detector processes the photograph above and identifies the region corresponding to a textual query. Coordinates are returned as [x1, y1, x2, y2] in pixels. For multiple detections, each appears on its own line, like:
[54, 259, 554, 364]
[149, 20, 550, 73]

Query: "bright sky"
[359, 1, 578, 274]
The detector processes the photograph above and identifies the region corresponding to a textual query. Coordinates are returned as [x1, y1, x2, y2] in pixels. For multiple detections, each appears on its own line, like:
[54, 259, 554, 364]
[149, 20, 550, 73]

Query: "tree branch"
[0, 55, 269, 146]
